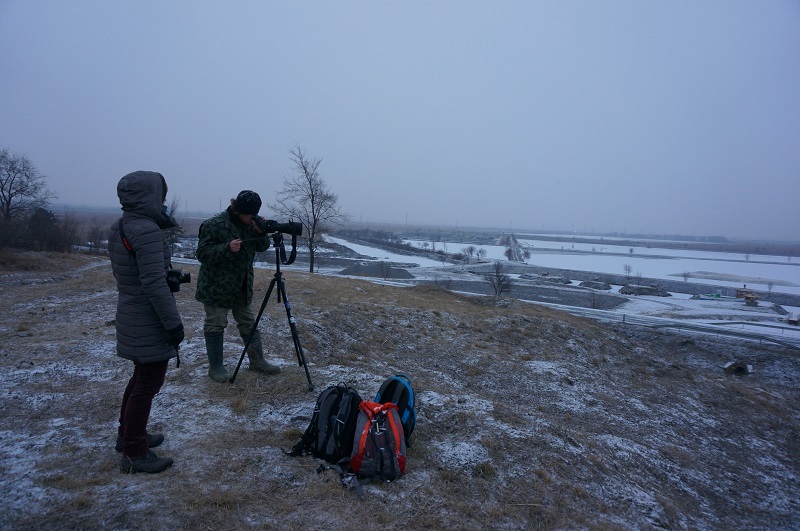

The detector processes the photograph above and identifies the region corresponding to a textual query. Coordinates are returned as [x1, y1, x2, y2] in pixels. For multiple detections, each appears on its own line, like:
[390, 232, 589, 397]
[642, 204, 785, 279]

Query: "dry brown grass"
[0, 250, 799, 529]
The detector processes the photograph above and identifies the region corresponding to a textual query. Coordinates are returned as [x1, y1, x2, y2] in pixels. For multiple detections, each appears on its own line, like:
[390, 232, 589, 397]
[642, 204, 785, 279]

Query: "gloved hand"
[167, 323, 185, 348]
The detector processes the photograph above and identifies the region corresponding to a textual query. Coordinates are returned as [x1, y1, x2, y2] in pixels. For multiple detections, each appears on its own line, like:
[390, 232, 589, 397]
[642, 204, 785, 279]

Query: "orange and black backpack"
[350, 401, 407, 481]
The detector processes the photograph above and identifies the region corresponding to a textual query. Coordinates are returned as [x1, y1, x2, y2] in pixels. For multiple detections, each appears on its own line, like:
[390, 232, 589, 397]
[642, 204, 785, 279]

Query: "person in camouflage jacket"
[195, 190, 281, 382]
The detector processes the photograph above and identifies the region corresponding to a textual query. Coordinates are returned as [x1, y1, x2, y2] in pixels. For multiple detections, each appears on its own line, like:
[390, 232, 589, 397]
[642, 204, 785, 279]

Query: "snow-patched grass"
[0, 252, 798, 529]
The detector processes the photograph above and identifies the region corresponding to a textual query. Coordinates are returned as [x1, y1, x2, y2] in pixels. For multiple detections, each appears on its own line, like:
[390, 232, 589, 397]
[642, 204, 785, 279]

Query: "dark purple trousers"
[118, 359, 168, 457]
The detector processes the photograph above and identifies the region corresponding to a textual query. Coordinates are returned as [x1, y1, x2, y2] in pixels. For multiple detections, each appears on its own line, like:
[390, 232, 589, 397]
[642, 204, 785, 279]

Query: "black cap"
[233, 190, 261, 215]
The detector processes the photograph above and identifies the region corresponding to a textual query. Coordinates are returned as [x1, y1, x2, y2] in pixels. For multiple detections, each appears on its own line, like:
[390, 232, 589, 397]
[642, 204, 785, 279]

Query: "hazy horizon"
[49, 201, 799, 245]
[2, 2, 798, 241]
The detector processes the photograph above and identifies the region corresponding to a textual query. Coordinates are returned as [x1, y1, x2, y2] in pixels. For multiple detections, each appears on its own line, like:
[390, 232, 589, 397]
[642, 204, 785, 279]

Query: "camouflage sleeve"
[254, 232, 269, 253]
[196, 219, 234, 265]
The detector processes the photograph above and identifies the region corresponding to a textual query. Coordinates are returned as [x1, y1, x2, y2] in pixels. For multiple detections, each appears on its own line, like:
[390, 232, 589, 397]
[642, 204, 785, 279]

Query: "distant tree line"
[0, 147, 75, 252]
[336, 227, 464, 266]
[0, 147, 188, 255]
[336, 228, 407, 247]
[1, 145, 351, 263]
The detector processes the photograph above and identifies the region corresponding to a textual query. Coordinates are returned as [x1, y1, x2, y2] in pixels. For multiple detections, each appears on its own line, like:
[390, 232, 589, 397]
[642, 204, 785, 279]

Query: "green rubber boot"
[244, 330, 281, 375]
[205, 332, 229, 383]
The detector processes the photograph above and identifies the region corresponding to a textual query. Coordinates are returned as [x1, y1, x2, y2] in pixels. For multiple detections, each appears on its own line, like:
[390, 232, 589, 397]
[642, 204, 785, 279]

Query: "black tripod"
[229, 231, 314, 390]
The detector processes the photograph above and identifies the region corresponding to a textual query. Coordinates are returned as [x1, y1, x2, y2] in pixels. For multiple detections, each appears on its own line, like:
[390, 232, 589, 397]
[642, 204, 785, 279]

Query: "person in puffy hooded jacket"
[108, 171, 184, 474]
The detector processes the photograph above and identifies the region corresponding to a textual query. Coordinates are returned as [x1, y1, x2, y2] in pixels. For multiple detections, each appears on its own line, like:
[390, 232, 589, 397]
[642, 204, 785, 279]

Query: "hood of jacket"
[117, 171, 175, 228]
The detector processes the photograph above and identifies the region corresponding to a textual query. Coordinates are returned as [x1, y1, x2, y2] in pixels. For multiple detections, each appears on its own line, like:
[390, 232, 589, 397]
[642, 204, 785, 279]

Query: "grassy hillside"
[1, 250, 798, 529]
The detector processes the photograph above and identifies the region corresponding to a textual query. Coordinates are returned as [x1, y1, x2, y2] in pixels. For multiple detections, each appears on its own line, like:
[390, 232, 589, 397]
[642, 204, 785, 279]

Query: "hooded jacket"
[108, 171, 182, 363]
[194, 206, 268, 309]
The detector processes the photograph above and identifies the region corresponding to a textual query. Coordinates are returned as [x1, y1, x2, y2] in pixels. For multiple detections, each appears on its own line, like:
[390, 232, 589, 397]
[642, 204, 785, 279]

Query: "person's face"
[238, 213, 254, 224]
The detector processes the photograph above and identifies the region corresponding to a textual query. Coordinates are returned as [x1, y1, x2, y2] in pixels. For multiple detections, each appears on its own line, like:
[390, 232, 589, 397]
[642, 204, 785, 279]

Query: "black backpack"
[288, 384, 363, 464]
[374, 374, 416, 446]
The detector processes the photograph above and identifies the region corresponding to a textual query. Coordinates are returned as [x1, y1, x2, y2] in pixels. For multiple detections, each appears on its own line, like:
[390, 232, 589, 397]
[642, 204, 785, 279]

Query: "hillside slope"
[1, 251, 798, 529]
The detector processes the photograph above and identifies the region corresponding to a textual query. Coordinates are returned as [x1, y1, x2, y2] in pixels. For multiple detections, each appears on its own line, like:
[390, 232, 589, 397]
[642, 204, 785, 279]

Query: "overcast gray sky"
[1, 1, 798, 241]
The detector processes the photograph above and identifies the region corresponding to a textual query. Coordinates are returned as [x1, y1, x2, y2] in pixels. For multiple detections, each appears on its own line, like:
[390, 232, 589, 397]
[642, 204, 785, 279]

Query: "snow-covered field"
[1, 251, 798, 529]
[405, 237, 800, 296]
[319, 235, 800, 349]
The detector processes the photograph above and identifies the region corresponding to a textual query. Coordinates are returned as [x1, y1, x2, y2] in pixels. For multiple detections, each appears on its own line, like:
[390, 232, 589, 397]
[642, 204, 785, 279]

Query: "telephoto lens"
[258, 219, 301, 236]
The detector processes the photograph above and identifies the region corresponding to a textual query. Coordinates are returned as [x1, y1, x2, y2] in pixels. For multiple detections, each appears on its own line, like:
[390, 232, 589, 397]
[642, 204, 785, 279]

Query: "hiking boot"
[115, 433, 165, 453]
[120, 450, 173, 474]
[244, 330, 281, 375]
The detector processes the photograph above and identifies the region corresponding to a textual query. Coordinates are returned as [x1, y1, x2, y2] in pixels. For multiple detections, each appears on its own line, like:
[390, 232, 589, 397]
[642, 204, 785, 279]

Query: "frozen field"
[320, 235, 800, 348]
[402, 237, 800, 296]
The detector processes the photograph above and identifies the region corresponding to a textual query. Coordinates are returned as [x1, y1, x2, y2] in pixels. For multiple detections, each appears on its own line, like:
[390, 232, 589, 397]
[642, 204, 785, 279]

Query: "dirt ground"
[1, 250, 798, 529]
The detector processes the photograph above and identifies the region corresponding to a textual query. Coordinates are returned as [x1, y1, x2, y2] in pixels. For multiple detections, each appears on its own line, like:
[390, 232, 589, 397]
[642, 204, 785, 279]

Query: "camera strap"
[276, 233, 298, 265]
[117, 220, 136, 256]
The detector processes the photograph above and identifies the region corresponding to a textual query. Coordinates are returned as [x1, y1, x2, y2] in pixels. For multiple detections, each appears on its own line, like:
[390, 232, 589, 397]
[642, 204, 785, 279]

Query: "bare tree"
[682, 271, 691, 282]
[624, 264, 632, 280]
[522, 250, 531, 263]
[485, 261, 514, 296]
[0, 148, 55, 248]
[270, 146, 349, 273]
[86, 224, 106, 254]
[57, 209, 81, 253]
[163, 196, 185, 254]
[476, 248, 487, 260]
[0, 148, 55, 222]
[378, 261, 391, 280]
[767, 281, 774, 298]
[462, 245, 476, 262]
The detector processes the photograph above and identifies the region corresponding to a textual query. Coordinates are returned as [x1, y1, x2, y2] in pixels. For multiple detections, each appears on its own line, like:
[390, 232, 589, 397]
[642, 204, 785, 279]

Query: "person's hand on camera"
[229, 239, 242, 253]
[167, 323, 184, 348]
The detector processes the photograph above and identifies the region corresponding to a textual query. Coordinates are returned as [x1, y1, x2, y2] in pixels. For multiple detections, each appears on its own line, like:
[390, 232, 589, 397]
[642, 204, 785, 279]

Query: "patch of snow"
[434, 441, 490, 469]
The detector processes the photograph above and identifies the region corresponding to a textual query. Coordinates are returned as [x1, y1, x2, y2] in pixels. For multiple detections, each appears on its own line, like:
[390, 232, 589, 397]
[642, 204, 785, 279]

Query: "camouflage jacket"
[194, 207, 269, 308]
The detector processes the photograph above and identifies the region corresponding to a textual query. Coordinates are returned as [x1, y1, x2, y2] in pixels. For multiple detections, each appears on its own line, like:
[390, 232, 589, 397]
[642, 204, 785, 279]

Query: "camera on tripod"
[254, 217, 303, 237]
[167, 269, 191, 292]
[229, 215, 313, 389]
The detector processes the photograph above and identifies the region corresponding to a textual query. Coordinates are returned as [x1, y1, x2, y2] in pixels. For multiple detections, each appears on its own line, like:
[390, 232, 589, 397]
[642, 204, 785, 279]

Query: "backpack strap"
[317, 461, 371, 501]
[117, 220, 136, 256]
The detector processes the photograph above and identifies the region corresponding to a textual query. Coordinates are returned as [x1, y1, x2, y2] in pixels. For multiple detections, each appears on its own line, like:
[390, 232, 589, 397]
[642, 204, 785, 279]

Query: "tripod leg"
[276, 276, 314, 391]
[229, 276, 277, 383]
